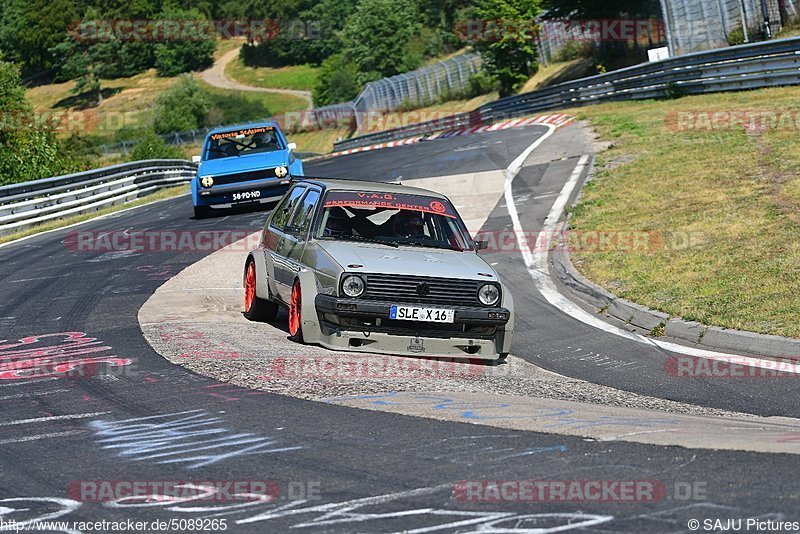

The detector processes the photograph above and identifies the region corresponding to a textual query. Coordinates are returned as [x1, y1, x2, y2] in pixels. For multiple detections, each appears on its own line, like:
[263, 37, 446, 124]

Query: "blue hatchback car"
[191, 121, 304, 218]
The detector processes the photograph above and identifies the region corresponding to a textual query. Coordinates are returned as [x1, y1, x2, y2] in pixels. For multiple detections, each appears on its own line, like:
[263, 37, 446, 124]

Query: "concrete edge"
[548, 157, 800, 359]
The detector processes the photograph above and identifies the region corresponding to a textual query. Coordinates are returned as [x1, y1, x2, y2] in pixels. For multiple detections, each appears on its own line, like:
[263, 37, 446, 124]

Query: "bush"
[466, 71, 498, 97]
[727, 26, 747, 46]
[313, 54, 361, 106]
[131, 130, 184, 161]
[153, 75, 210, 134]
[553, 41, 593, 62]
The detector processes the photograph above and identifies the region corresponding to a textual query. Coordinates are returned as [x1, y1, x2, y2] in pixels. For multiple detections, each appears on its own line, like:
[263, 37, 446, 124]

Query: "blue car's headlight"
[275, 166, 288, 178]
[200, 176, 214, 188]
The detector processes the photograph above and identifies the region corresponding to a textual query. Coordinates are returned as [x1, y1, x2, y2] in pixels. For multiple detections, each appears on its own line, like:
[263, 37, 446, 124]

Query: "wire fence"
[660, 0, 795, 56]
[352, 54, 482, 115]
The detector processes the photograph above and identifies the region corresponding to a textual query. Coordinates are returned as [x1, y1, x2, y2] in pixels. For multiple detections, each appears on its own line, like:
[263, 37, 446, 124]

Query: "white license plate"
[232, 190, 262, 201]
[390, 305, 455, 323]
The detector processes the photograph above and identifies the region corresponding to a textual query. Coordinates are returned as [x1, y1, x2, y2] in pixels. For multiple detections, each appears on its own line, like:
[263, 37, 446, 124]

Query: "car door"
[279, 187, 322, 293]
[265, 185, 306, 301]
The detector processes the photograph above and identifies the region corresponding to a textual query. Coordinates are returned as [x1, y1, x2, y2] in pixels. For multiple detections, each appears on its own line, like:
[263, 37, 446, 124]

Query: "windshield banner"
[323, 191, 458, 219]
[209, 126, 274, 141]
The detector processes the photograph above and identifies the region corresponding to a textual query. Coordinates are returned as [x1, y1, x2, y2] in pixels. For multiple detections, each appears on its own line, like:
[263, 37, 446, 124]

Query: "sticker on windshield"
[210, 126, 274, 141]
[323, 191, 458, 218]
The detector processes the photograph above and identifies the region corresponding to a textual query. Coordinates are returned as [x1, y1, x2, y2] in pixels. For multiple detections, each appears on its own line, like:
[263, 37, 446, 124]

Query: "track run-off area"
[1, 121, 799, 533]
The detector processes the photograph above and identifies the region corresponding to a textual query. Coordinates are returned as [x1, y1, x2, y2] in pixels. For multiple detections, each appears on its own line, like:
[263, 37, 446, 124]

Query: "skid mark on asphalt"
[89, 409, 303, 469]
[100, 482, 615, 532]
[402, 434, 568, 466]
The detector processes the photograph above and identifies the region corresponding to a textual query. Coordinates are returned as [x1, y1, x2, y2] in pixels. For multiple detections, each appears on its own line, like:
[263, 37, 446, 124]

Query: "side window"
[289, 190, 321, 237]
[270, 186, 306, 230]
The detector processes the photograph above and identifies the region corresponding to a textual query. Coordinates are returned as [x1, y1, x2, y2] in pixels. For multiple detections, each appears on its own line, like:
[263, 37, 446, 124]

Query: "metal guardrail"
[0, 160, 196, 236]
[333, 36, 800, 152]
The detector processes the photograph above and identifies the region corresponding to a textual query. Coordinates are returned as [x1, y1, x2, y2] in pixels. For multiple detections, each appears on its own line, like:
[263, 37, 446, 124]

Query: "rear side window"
[289, 190, 321, 236]
[270, 186, 306, 230]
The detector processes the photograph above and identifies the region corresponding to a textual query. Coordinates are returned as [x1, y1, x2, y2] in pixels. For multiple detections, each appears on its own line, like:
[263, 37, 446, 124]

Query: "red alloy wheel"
[244, 262, 256, 313]
[289, 281, 302, 337]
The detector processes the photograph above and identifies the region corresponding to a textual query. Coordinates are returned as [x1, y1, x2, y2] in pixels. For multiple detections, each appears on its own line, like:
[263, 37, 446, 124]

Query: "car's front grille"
[363, 274, 481, 307]
[210, 169, 277, 186]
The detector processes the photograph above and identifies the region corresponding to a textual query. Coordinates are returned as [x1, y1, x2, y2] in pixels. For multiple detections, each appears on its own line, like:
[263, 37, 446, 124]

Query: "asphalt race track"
[1, 124, 799, 533]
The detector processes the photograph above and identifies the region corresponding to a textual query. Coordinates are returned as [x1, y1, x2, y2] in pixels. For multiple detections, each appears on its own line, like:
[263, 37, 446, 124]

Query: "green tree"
[342, 0, 423, 84]
[153, 6, 216, 77]
[541, 0, 658, 19]
[313, 53, 360, 106]
[0, 0, 78, 73]
[153, 75, 210, 134]
[473, 0, 541, 97]
[0, 61, 64, 185]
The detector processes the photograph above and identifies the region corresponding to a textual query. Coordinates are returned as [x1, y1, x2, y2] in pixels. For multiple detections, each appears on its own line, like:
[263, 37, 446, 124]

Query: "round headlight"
[342, 275, 365, 298]
[478, 284, 500, 306]
[200, 175, 214, 188]
[275, 166, 288, 178]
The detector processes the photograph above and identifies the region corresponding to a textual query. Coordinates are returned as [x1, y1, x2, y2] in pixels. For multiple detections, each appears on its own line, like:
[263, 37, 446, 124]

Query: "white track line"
[0, 412, 110, 426]
[0, 430, 85, 445]
[504, 128, 800, 374]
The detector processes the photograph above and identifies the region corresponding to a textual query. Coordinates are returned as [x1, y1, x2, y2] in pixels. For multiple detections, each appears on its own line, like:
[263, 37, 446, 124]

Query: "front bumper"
[196, 177, 290, 206]
[313, 295, 512, 359]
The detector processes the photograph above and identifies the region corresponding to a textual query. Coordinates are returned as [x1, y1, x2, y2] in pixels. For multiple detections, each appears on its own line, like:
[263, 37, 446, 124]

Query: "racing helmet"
[392, 211, 425, 238]
[324, 207, 351, 237]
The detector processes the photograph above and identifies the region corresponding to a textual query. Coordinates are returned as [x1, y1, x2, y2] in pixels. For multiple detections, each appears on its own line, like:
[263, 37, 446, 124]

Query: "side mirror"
[475, 240, 489, 251]
[287, 142, 297, 151]
[191, 155, 201, 164]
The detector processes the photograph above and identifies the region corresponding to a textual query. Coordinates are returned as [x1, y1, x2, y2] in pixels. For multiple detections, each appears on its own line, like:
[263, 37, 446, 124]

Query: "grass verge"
[0, 185, 189, 246]
[225, 60, 318, 91]
[569, 86, 800, 338]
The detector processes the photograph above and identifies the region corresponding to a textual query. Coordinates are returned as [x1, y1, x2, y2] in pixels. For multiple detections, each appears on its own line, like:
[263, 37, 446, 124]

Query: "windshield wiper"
[328, 235, 399, 248]
[400, 240, 453, 250]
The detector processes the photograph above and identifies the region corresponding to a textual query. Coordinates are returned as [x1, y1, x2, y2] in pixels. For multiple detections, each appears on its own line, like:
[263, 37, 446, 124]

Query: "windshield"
[205, 126, 284, 160]
[315, 190, 473, 251]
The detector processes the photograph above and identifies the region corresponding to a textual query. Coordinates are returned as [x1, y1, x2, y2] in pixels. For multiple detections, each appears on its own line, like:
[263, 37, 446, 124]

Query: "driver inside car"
[323, 207, 353, 237]
[391, 211, 425, 239]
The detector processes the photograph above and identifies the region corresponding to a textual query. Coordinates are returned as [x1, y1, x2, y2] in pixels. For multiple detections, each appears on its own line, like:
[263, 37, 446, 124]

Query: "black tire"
[194, 205, 210, 219]
[243, 261, 279, 322]
[497, 353, 508, 363]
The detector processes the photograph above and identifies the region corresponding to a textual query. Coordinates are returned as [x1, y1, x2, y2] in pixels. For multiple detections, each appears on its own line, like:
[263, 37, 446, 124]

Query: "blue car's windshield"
[205, 126, 284, 160]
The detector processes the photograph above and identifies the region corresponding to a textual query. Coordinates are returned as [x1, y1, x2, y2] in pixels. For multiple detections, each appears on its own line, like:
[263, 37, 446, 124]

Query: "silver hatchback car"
[243, 178, 514, 361]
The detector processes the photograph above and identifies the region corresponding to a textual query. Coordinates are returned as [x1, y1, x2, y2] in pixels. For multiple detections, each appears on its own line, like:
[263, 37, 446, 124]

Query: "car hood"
[199, 151, 289, 176]
[318, 241, 498, 281]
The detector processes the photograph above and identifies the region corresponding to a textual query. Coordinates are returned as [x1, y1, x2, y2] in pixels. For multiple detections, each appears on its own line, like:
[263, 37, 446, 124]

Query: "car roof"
[295, 177, 449, 199]
[205, 121, 283, 136]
